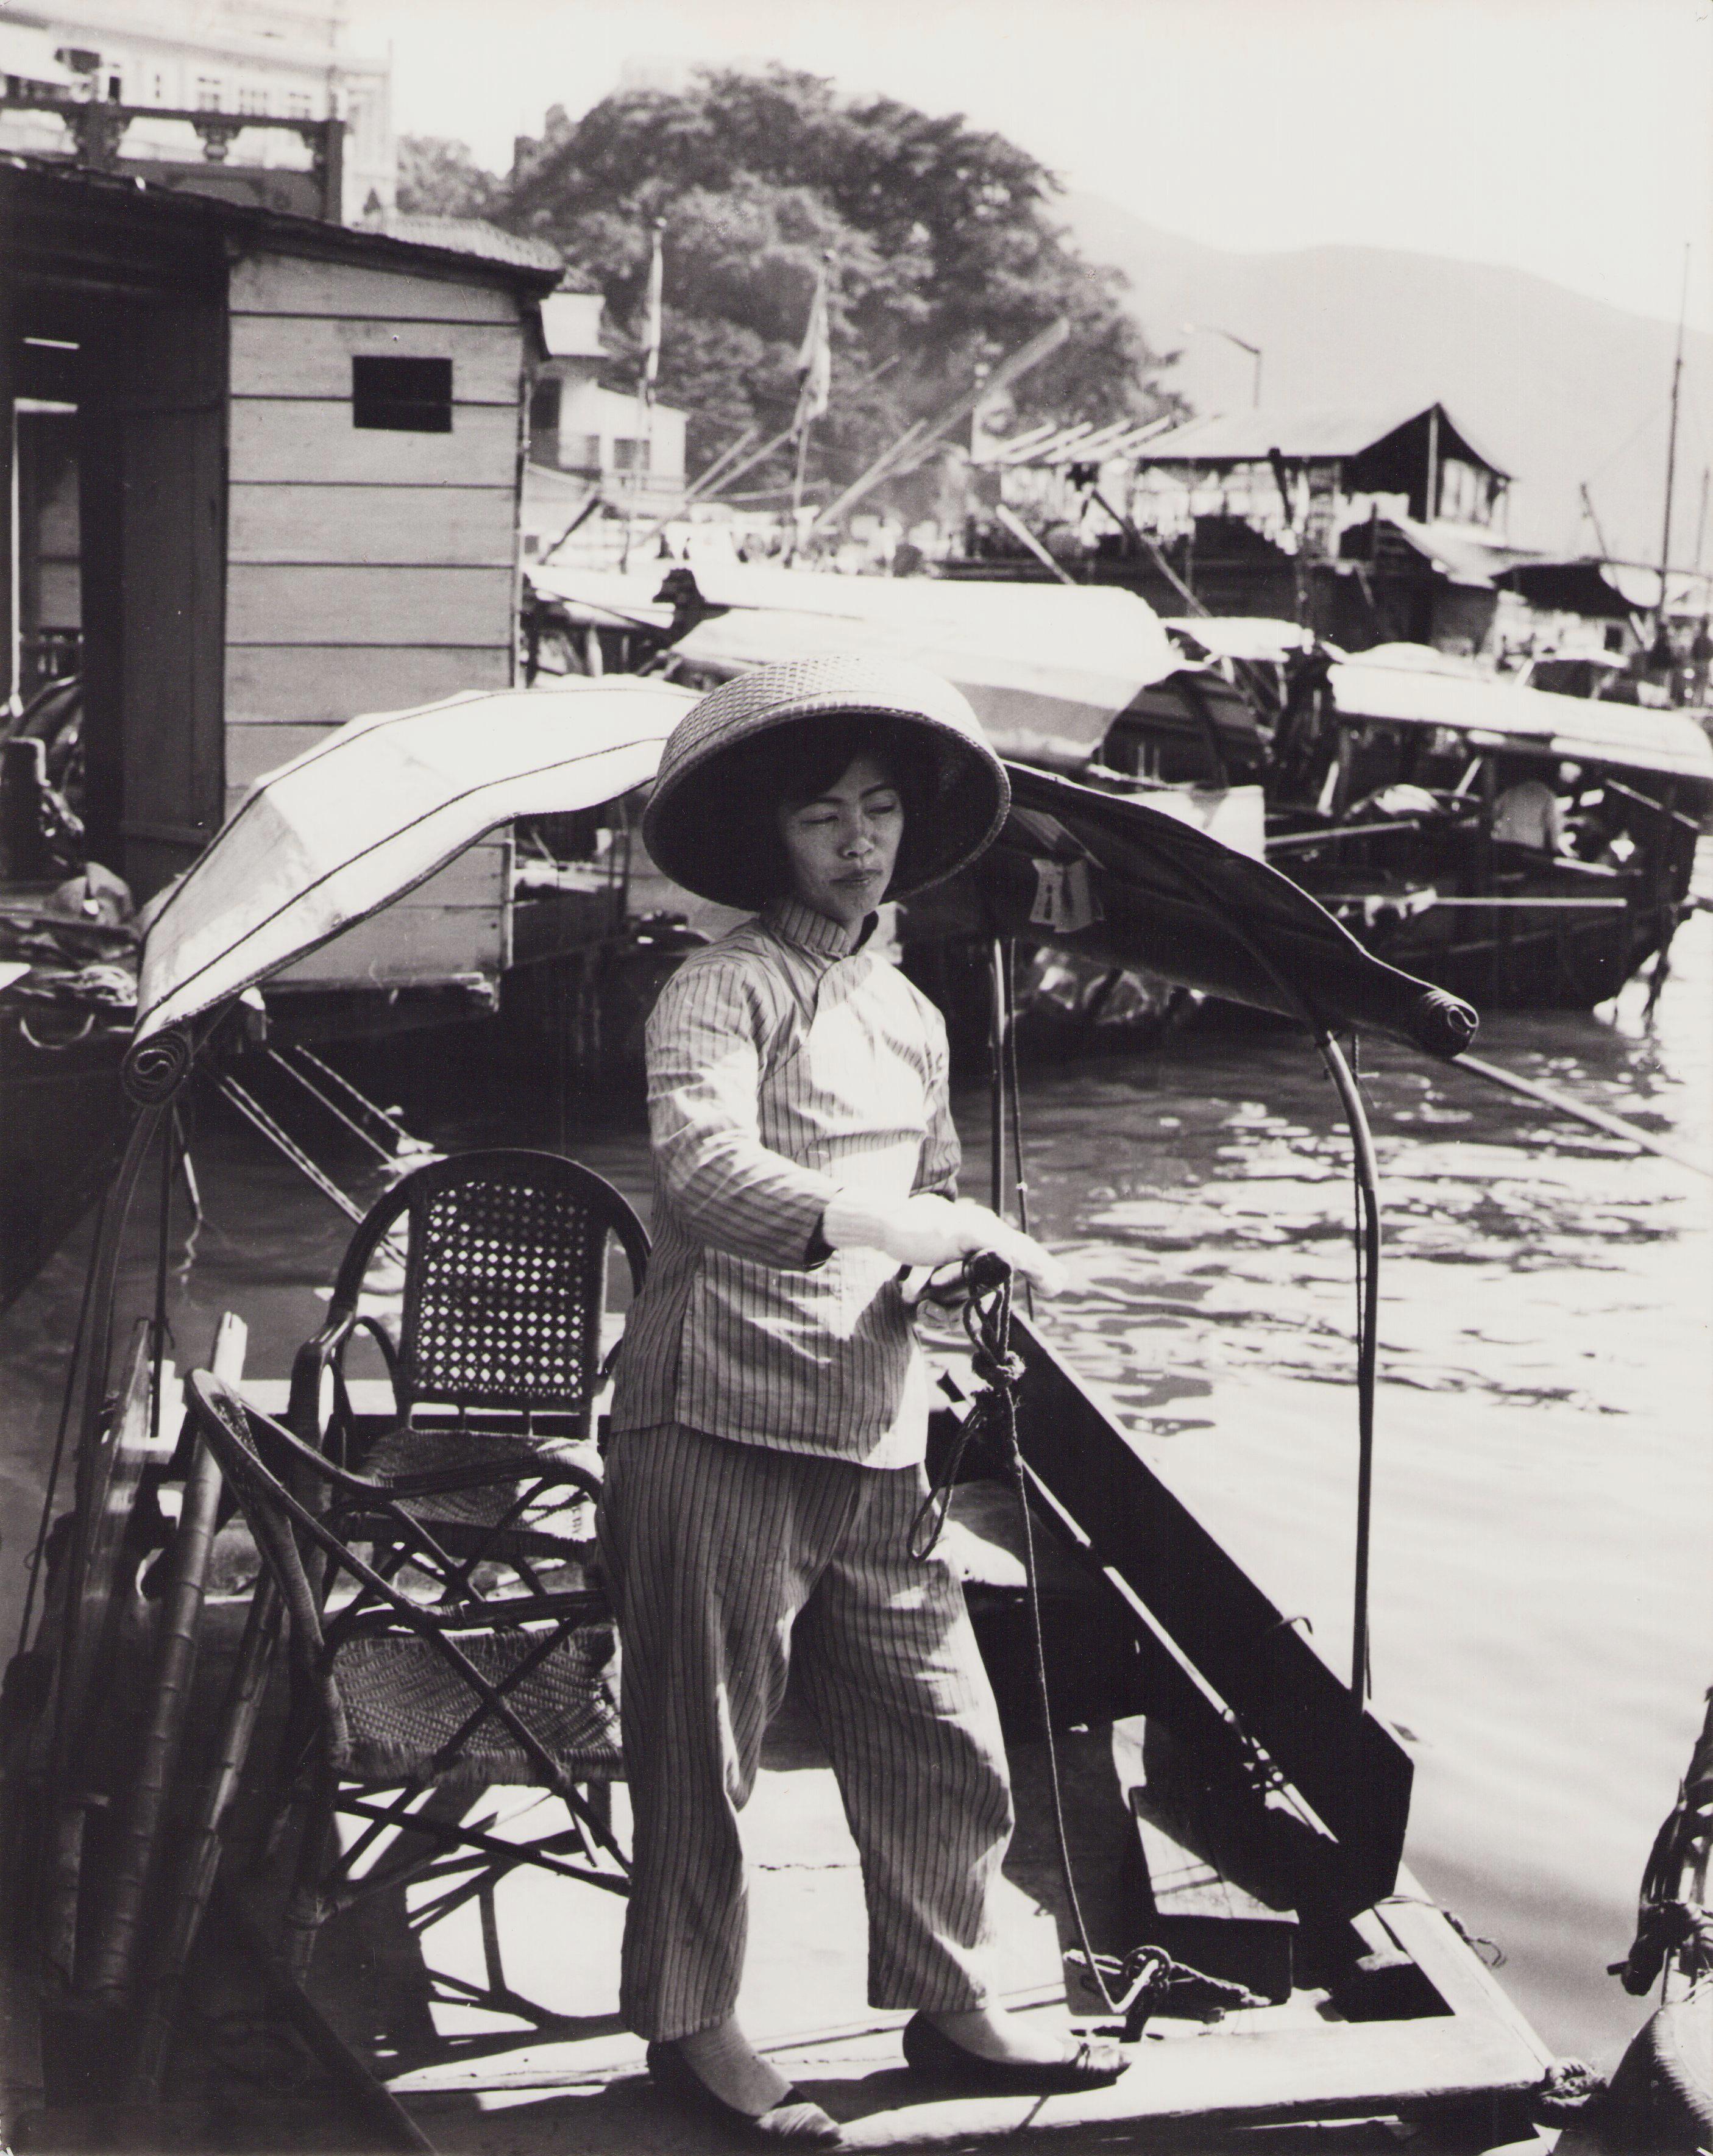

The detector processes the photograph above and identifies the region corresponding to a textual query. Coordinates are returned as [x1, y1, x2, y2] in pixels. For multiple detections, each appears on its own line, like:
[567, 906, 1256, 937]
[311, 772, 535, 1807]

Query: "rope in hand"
[910, 1253, 1126, 2015]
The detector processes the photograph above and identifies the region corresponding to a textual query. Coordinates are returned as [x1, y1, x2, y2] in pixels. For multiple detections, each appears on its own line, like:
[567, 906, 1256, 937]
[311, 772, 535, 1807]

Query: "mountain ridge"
[1063, 191, 1713, 569]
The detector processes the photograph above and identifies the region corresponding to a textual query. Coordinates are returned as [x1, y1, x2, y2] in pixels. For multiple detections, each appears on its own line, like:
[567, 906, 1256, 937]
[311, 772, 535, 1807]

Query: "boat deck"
[269, 1381, 1556, 2154]
[297, 1665, 1555, 2154]
[7, 1375, 1560, 2156]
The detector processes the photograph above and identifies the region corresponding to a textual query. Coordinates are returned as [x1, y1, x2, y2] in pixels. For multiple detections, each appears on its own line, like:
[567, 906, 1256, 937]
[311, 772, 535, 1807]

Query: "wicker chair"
[183, 1369, 628, 1982]
[289, 1149, 649, 1595]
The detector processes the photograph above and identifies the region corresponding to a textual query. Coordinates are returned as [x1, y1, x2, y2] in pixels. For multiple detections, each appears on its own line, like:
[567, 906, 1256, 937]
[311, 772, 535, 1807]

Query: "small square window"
[352, 355, 453, 433]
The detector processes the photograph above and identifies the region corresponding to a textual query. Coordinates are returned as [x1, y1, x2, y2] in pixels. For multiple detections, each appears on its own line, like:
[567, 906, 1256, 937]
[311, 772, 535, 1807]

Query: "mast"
[1655, 243, 1689, 638]
[621, 218, 664, 571]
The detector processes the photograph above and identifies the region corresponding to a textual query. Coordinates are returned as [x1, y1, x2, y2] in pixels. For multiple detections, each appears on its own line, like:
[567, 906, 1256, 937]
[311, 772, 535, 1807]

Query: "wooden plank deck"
[294, 1688, 1549, 2154]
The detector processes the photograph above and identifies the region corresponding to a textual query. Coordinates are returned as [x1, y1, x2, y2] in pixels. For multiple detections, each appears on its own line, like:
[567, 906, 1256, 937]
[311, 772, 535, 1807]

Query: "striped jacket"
[609, 895, 959, 1467]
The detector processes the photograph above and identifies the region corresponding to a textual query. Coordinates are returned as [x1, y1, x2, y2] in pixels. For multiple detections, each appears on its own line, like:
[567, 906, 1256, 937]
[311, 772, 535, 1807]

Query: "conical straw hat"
[642, 654, 1010, 909]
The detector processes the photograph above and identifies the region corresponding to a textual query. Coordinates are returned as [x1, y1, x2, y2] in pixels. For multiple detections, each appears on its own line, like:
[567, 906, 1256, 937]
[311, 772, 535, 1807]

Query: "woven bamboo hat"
[642, 655, 1010, 910]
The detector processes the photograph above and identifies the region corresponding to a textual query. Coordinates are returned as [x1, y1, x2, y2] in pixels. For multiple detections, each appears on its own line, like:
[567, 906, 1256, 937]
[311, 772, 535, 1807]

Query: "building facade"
[521, 288, 689, 559]
[0, 0, 392, 222]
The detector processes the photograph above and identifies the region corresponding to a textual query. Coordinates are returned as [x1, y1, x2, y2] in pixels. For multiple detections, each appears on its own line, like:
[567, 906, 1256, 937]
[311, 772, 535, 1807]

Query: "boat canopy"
[133, 678, 696, 1044]
[129, 669, 1475, 1070]
[531, 564, 1187, 762]
[967, 766, 1475, 1059]
[1328, 655, 1713, 786]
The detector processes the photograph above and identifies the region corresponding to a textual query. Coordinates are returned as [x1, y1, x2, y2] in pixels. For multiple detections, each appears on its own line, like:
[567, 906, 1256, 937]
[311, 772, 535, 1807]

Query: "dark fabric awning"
[935, 766, 1480, 1058]
[1500, 558, 1661, 618]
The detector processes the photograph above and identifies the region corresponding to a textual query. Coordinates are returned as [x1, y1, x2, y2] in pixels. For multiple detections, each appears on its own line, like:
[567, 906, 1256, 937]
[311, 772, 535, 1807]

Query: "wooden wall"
[224, 245, 528, 991]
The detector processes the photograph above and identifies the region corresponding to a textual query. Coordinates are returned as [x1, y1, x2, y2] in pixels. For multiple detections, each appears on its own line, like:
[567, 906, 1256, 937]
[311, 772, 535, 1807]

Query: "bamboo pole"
[126, 1573, 282, 2094]
[993, 501, 1075, 585]
[807, 318, 1069, 538]
[1455, 1051, 1711, 1178]
[83, 1313, 247, 2004]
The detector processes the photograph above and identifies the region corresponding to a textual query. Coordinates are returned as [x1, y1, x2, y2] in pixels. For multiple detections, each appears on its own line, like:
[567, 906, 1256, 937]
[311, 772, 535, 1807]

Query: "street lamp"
[1181, 322, 1263, 408]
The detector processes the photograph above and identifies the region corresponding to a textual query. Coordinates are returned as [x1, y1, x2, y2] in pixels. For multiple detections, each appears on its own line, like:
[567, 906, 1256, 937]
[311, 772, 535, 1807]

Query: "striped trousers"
[597, 1421, 1015, 2041]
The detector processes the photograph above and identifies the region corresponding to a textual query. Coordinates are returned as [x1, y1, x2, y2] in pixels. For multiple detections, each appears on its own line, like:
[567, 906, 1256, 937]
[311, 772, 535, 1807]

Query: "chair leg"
[280, 1762, 339, 1983]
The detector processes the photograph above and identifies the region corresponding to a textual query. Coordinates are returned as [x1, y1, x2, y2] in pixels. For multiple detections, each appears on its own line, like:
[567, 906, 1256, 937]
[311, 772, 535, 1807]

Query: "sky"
[350, 0, 1713, 333]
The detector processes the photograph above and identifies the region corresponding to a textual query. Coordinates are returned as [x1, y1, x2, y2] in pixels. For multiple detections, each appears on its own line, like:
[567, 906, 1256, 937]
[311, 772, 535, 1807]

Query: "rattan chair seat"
[356, 1426, 598, 1549]
[333, 1619, 622, 1792]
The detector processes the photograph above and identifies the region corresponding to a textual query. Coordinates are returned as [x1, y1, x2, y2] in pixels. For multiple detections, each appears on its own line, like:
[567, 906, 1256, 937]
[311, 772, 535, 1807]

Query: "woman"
[601, 655, 1126, 2144]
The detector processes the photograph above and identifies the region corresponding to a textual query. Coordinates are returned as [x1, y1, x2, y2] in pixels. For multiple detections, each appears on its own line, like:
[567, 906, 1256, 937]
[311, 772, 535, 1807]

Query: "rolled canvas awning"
[133, 678, 697, 1044]
[1328, 656, 1713, 784]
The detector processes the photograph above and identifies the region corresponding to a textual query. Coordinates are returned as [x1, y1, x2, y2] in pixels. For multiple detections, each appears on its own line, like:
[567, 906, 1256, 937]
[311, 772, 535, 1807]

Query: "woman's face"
[776, 753, 904, 930]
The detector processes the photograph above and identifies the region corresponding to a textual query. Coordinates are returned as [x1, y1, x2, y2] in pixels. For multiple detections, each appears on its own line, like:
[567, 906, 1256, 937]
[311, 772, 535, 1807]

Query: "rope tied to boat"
[1531, 2056, 1608, 2121]
[1611, 1898, 1713, 1995]
[1064, 1943, 1268, 2041]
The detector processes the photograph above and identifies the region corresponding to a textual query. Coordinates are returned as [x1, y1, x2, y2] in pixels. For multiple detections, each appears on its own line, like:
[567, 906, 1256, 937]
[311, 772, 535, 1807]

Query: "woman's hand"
[821, 1193, 1066, 1295]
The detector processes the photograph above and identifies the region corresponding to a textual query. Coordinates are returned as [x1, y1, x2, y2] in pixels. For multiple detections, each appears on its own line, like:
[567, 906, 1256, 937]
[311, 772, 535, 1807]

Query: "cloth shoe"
[899, 2011, 1128, 2093]
[646, 2041, 842, 2146]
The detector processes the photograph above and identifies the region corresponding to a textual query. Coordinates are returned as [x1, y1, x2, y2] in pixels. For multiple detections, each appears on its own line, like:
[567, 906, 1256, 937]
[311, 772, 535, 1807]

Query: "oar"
[1454, 1051, 1712, 1179]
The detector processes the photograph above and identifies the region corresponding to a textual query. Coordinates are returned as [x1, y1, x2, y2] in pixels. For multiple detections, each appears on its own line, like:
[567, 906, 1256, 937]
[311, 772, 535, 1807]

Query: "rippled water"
[2, 906, 1708, 2076]
[977, 919, 1712, 2066]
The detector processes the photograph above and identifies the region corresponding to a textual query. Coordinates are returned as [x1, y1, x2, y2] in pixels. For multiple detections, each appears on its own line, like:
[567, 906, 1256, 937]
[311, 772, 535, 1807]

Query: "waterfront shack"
[1126, 401, 1528, 652]
[0, 160, 561, 1301]
[1, 158, 561, 1020]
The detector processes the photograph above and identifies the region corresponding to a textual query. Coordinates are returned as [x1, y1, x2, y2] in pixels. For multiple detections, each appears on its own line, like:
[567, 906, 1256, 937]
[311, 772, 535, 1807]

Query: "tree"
[395, 135, 504, 219]
[495, 67, 1169, 495]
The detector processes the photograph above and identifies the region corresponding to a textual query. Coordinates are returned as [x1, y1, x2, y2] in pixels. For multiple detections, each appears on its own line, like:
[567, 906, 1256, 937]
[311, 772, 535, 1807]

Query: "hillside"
[1065, 193, 1713, 569]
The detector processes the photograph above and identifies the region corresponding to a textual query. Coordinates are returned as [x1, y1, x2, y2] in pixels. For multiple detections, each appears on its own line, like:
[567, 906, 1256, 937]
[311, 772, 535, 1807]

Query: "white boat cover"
[1163, 616, 1321, 664]
[1328, 656, 1713, 786]
[133, 678, 696, 1044]
[530, 564, 1185, 761]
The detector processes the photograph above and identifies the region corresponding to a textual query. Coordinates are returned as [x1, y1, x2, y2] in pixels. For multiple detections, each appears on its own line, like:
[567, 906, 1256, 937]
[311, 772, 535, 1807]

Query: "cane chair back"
[290, 1151, 648, 1589]
[183, 1371, 626, 1977]
[326, 1149, 650, 1432]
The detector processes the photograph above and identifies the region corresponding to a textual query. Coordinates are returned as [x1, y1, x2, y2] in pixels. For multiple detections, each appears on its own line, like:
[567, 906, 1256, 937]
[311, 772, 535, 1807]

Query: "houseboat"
[1179, 631, 1713, 1010]
[523, 564, 1713, 1017]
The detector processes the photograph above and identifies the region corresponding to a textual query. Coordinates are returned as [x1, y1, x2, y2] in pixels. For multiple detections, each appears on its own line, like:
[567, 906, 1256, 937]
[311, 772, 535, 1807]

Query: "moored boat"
[0, 674, 1598, 2154]
[1236, 637, 1713, 1011]
[525, 566, 1713, 1017]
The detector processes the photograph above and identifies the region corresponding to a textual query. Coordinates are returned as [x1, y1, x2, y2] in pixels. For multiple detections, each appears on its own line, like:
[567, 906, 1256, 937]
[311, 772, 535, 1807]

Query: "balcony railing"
[0, 91, 344, 221]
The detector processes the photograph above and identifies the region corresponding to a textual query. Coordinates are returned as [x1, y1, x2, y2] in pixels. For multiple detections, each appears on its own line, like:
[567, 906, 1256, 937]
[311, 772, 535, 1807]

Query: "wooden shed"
[1, 162, 562, 1025]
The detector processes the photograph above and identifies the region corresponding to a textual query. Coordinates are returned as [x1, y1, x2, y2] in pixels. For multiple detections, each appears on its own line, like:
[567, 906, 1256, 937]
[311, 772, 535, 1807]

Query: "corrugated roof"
[1135, 400, 1509, 479]
[1, 161, 564, 294]
[377, 214, 564, 274]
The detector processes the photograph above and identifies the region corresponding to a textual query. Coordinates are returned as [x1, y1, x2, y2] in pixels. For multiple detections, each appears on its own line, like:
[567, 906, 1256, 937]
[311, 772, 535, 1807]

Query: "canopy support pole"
[1320, 1034, 1381, 1704]
[1137, 844, 1385, 1708]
